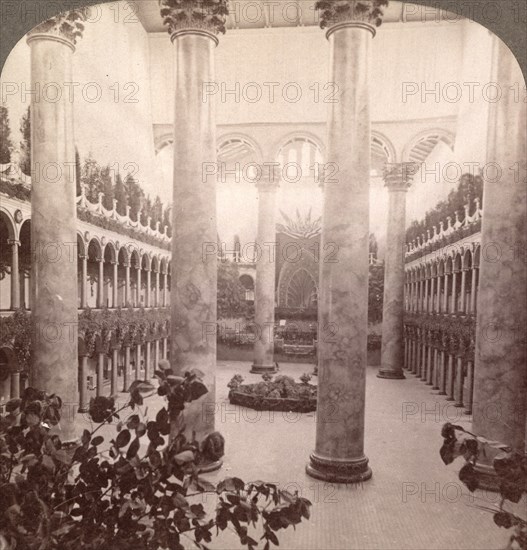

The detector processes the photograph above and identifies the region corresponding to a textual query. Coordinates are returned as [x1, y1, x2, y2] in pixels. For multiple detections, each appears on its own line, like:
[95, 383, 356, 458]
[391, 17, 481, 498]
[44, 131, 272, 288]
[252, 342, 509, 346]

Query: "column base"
[306, 453, 372, 484]
[198, 458, 223, 474]
[250, 363, 277, 374]
[438, 391, 447, 396]
[464, 408, 472, 415]
[377, 369, 405, 380]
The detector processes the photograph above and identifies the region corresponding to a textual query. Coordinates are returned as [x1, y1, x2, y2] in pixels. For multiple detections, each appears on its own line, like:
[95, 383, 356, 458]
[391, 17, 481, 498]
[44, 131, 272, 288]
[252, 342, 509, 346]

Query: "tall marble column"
[27, 10, 86, 441]
[9, 239, 20, 309]
[161, 0, 226, 456]
[472, 38, 527, 481]
[307, 2, 385, 483]
[251, 174, 279, 374]
[378, 163, 415, 379]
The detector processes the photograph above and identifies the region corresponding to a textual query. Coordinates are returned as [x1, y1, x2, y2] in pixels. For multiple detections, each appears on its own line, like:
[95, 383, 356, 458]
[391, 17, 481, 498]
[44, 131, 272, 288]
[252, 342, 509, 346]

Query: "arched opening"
[117, 246, 129, 307]
[239, 274, 255, 303]
[87, 239, 102, 308]
[286, 268, 318, 309]
[0, 211, 15, 310]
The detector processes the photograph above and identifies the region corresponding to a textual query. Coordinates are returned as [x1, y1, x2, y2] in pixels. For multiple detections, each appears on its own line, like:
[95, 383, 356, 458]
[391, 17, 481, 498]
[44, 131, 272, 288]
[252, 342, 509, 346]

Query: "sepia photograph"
[0, 0, 525, 548]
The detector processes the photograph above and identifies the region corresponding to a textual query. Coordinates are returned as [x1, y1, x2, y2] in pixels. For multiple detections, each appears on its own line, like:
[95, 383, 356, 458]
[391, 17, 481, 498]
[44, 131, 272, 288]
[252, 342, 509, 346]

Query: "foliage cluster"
[440, 423, 526, 550]
[0, 366, 312, 549]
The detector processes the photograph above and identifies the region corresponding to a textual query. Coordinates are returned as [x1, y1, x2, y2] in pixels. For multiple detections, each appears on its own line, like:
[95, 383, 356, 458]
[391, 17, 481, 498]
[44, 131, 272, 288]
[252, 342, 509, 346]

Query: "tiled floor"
[88, 361, 519, 550]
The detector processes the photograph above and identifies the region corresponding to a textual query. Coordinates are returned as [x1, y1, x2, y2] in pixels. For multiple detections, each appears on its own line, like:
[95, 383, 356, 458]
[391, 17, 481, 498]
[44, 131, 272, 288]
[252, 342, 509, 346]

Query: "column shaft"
[136, 267, 141, 307]
[454, 357, 464, 407]
[135, 344, 141, 381]
[307, 20, 375, 484]
[472, 38, 527, 457]
[112, 262, 118, 307]
[78, 355, 88, 412]
[123, 346, 131, 391]
[145, 341, 151, 381]
[469, 267, 478, 314]
[170, 28, 219, 443]
[9, 240, 20, 309]
[111, 348, 119, 395]
[251, 180, 278, 374]
[96, 353, 105, 397]
[378, 170, 412, 380]
[146, 268, 151, 308]
[28, 29, 80, 440]
[80, 255, 88, 308]
[97, 260, 104, 308]
[125, 264, 130, 306]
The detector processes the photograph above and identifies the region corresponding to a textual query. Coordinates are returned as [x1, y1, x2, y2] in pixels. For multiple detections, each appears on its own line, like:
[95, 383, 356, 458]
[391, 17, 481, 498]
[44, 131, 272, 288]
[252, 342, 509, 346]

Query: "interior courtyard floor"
[80, 360, 520, 550]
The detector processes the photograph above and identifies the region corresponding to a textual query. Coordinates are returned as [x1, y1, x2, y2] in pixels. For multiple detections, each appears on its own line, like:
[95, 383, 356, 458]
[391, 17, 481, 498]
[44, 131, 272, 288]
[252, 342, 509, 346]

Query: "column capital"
[26, 8, 89, 50]
[160, 0, 228, 44]
[317, 0, 388, 37]
[383, 162, 418, 191]
[8, 239, 20, 247]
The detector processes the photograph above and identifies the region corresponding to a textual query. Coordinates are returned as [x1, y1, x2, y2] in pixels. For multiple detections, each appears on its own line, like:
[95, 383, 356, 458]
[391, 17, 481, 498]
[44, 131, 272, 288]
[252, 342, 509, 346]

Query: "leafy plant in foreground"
[440, 422, 526, 550]
[0, 365, 312, 549]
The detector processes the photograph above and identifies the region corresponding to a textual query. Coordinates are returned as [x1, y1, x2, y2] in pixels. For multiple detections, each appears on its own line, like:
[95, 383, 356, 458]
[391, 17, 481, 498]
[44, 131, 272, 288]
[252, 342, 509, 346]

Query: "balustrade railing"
[405, 197, 482, 262]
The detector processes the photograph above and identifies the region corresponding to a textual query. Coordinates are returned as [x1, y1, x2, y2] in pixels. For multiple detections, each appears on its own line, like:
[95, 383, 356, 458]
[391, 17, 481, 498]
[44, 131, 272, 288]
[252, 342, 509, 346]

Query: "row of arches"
[157, 128, 456, 178]
[405, 244, 480, 316]
[0, 213, 171, 311]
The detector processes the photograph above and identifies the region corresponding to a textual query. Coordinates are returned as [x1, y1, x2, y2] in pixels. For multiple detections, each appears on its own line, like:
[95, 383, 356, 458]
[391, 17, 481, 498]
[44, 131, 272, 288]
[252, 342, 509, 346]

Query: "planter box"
[229, 390, 317, 413]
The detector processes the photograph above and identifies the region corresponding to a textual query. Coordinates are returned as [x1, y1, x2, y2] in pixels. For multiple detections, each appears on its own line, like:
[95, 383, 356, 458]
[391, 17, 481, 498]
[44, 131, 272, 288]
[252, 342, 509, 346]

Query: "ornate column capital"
[159, 0, 228, 44]
[26, 8, 89, 50]
[8, 239, 20, 247]
[383, 162, 418, 191]
[316, 0, 389, 37]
